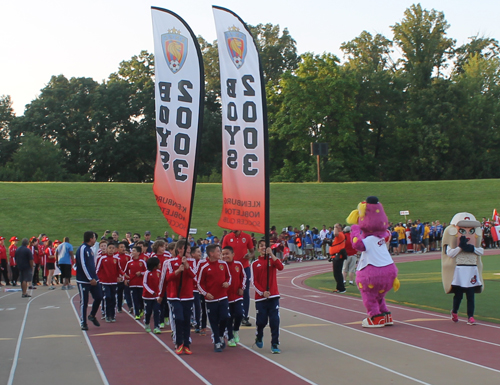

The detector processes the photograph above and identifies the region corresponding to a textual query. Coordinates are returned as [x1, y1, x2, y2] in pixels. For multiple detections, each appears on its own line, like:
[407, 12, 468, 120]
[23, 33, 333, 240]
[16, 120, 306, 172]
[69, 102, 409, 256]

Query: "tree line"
[1, 4, 499, 182]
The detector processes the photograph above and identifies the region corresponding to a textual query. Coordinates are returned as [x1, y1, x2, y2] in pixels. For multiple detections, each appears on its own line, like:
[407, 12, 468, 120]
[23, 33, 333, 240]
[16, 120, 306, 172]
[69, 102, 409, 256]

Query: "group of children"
[0, 235, 62, 288]
[92, 237, 283, 354]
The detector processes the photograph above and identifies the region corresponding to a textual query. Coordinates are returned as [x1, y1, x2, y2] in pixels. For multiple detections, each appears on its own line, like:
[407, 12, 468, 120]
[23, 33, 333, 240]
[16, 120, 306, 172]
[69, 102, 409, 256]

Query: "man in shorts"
[15, 238, 34, 298]
[56, 237, 74, 290]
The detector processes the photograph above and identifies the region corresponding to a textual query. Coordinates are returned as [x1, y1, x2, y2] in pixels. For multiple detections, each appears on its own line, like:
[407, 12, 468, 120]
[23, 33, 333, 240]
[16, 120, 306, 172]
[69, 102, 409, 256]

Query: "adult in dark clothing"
[75, 231, 102, 331]
[15, 238, 34, 298]
[329, 224, 347, 293]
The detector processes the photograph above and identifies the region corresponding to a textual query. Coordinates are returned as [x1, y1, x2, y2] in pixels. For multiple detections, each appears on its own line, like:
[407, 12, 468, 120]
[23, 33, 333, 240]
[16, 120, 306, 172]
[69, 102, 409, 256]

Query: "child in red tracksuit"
[116, 242, 131, 313]
[8, 238, 19, 286]
[222, 245, 245, 347]
[198, 244, 231, 352]
[96, 243, 123, 322]
[251, 240, 284, 354]
[124, 246, 147, 320]
[142, 257, 162, 334]
[164, 240, 196, 355]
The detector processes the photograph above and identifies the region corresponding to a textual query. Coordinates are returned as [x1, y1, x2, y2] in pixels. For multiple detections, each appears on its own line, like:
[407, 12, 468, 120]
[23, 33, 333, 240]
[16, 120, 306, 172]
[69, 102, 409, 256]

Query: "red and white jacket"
[9, 245, 17, 267]
[197, 259, 231, 302]
[45, 246, 56, 264]
[142, 269, 161, 300]
[140, 252, 150, 261]
[163, 255, 196, 301]
[38, 244, 45, 266]
[153, 251, 171, 266]
[115, 252, 130, 273]
[124, 258, 147, 287]
[226, 260, 246, 303]
[96, 255, 123, 285]
[0, 244, 6, 261]
[251, 256, 283, 302]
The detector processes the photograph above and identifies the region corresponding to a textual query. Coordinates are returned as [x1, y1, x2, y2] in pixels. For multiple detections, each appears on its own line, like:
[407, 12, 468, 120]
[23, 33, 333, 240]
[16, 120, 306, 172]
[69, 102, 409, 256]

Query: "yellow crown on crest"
[228, 25, 240, 32]
[167, 28, 181, 35]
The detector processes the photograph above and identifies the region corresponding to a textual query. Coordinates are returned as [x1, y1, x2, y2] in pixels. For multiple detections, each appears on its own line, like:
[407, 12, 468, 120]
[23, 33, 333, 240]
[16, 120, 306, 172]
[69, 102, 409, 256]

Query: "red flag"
[213, 6, 269, 236]
[492, 225, 500, 242]
[493, 208, 499, 224]
[151, 7, 204, 238]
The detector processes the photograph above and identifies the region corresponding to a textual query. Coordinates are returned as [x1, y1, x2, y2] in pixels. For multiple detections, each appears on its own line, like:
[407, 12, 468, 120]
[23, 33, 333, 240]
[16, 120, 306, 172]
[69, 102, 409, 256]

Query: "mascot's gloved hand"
[350, 225, 366, 251]
[459, 235, 475, 253]
[393, 277, 400, 292]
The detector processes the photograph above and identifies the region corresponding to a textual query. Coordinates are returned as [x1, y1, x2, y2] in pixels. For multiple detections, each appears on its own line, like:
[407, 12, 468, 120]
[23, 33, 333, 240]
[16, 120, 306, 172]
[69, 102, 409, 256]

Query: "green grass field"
[0, 179, 499, 244]
[305, 255, 500, 323]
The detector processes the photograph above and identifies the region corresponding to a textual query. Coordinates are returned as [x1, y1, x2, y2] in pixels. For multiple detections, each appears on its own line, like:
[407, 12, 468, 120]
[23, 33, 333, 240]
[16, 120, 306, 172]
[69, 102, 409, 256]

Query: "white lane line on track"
[248, 307, 432, 384]
[277, 304, 500, 375]
[282, 324, 431, 384]
[287, 267, 500, 330]
[7, 290, 52, 385]
[279, 291, 500, 348]
[124, 308, 316, 385]
[236, 342, 317, 385]
[123, 310, 212, 385]
[280, 267, 500, 372]
[69, 292, 110, 385]
[0, 292, 17, 299]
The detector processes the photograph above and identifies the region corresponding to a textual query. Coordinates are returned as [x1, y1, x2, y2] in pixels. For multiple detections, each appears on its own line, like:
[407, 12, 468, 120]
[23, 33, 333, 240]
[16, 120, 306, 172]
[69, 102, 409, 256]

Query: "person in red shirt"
[9, 237, 19, 286]
[0, 236, 8, 286]
[222, 245, 246, 347]
[142, 256, 162, 334]
[40, 236, 50, 286]
[198, 244, 231, 352]
[115, 241, 132, 313]
[96, 243, 123, 322]
[164, 240, 195, 355]
[29, 237, 40, 287]
[222, 230, 255, 326]
[124, 246, 147, 320]
[45, 240, 57, 289]
[251, 239, 284, 354]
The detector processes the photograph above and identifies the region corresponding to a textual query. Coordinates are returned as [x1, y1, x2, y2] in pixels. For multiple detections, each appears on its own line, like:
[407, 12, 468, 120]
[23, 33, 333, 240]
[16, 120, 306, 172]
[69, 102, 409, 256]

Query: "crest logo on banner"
[162, 28, 188, 74]
[224, 26, 247, 68]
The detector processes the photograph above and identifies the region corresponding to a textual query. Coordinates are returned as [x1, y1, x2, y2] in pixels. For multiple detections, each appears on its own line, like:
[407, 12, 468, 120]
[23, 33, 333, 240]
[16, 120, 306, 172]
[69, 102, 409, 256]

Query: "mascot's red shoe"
[362, 315, 386, 328]
[383, 312, 393, 326]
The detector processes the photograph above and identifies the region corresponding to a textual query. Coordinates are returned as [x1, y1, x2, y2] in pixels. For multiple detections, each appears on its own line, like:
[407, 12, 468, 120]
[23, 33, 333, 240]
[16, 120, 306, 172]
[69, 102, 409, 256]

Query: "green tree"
[13, 75, 99, 176]
[268, 53, 359, 181]
[0, 133, 67, 181]
[341, 32, 403, 180]
[0, 95, 17, 165]
[249, 23, 300, 86]
[454, 35, 500, 75]
[445, 54, 500, 179]
[392, 3, 455, 87]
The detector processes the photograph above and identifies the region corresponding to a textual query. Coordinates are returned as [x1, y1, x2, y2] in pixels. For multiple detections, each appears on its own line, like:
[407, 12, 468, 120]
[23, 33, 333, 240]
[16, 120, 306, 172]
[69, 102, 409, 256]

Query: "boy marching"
[251, 239, 284, 354]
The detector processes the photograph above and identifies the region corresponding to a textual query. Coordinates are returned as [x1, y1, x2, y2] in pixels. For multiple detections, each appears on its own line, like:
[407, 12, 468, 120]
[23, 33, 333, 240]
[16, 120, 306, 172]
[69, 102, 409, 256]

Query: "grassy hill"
[0, 179, 499, 243]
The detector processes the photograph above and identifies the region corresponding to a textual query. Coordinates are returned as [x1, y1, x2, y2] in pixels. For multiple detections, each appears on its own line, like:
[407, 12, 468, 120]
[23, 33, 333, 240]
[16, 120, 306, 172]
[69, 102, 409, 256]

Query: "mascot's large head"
[346, 196, 388, 237]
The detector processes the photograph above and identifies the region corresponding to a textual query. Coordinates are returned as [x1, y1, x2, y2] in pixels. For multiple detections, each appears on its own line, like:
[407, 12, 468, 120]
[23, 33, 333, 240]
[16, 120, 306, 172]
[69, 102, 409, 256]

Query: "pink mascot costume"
[347, 196, 400, 327]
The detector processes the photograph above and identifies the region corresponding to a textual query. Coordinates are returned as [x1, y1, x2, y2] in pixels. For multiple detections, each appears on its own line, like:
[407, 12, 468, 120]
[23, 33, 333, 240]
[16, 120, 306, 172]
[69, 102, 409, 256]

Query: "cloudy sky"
[1, 0, 498, 114]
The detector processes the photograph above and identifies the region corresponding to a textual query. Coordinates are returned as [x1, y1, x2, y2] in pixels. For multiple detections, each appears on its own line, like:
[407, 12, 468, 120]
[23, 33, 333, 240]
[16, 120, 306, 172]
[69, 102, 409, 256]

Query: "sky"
[1, 0, 499, 115]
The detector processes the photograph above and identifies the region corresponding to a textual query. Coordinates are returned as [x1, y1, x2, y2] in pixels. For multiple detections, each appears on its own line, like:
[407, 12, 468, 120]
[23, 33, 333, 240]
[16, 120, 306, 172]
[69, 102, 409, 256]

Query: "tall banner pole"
[213, 5, 270, 290]
[151, 7, 204, 296]
[212, 5, 269, 237]
[151, 7, 204, 240]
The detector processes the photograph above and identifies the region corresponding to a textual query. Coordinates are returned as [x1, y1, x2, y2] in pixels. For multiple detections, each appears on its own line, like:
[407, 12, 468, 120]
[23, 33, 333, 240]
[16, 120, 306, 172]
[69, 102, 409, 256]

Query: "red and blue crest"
[224, 27, 247, 69]
[162, 28, 188, 74]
